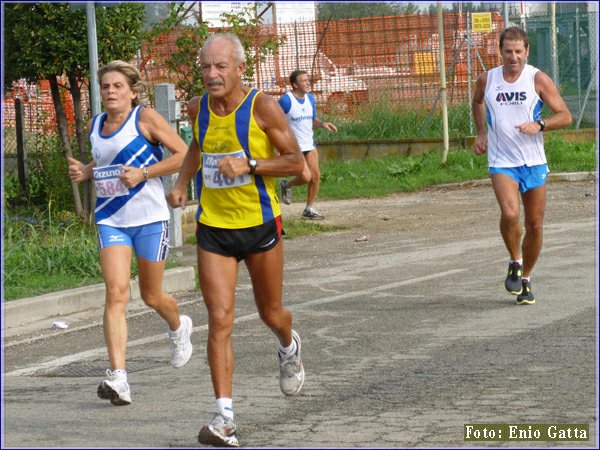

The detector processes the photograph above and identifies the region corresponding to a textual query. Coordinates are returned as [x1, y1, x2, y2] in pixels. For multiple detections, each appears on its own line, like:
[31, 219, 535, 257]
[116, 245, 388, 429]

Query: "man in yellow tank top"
[167, 33, 305, 448]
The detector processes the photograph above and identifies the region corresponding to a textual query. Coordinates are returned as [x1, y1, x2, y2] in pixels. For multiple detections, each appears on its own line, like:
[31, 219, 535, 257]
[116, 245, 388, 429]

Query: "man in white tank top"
[472, 26, 572, 305]
[278, 70, 337, 220]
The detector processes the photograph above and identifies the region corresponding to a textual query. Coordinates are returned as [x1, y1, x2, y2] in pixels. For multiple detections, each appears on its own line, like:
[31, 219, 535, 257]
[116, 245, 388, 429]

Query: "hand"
[515, 122, 541, 136]
[473, 135, 488, 155]
[166, 187, 188, 208]
[67, 156, 87, 182]
[218, 156, 248, 179]
[323, 122, 337, 132]
[119, 166, 144, 188]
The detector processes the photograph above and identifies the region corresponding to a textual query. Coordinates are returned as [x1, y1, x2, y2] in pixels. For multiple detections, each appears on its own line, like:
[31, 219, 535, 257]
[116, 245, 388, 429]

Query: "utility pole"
[86, 2, 101, 116]
[437, 2, 449, 164]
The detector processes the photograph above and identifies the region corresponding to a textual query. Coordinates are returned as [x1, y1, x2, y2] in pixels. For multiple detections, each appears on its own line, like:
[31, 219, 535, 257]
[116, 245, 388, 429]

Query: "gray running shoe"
[198, 413, 239, 447]
[302, 207, 324, 220]
[504, 262, 523, 295]
[170, 315, 193, 368]
[516, 280, 535, 305]
[280, 179, 292, 205]
[97, 369, 131, 406]
[279, 330, 305, 396]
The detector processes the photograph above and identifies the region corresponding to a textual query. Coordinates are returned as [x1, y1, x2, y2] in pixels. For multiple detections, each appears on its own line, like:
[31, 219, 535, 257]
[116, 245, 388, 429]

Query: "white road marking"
[4, 269, 464, 377]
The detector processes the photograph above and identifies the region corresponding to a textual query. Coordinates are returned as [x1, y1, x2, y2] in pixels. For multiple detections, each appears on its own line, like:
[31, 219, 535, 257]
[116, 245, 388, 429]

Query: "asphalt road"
[2, 179, 597, 448]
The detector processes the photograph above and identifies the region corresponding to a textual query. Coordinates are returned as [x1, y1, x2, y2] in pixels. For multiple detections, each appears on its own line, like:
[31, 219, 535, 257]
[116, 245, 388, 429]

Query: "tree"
[3, 2, 146, 221]
[148, 3, 285, 104]
[317, 2, 420, 20]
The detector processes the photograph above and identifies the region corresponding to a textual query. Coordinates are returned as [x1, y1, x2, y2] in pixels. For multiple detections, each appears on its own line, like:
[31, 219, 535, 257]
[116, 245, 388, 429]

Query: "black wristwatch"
[248, 158, 257, 175]
[537, 119, 545, 132]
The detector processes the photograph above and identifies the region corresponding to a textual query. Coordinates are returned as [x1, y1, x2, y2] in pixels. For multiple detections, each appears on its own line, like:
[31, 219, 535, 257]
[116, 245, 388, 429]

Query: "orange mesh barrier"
[3, 12, 503, 142]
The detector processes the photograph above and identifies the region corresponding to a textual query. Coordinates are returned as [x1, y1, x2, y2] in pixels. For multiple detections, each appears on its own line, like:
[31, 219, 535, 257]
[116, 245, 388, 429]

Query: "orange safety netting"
[3, 12, 503, 141]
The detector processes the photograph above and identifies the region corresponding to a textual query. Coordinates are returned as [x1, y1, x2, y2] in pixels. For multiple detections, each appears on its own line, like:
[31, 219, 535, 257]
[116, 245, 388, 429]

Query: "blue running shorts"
[98, 220, 170, 262]
[489, 164, 549, 193]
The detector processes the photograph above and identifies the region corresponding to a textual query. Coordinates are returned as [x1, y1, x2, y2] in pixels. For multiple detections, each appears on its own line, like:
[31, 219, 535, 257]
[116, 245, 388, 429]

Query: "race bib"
[202, 150, 251, 189]
[93, 164, 129, 198]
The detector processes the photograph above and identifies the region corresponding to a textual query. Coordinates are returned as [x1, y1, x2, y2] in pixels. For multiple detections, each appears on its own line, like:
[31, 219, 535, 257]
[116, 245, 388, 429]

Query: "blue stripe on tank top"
[235, 89, 274, 223]
[195, 94, 210, 222]
[96, 143, 156, 222]
[533, 99, 544, 121]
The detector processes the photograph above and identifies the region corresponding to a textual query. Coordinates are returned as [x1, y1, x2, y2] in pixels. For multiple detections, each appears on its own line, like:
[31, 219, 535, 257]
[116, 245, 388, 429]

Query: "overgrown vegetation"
[3, 134, 74, 211]
[2, 204, 183, 301]
[3, 206, 101, 300]
[325, 100, 471, 140]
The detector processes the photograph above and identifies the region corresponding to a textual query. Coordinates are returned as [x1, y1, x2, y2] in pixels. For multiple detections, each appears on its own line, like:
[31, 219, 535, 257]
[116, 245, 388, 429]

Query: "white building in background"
[200, 1, 316, 27]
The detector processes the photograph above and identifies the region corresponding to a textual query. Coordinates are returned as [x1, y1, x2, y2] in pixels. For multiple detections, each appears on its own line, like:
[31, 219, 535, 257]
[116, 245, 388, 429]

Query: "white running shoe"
[170, 315, 193, 368]
[279, 330, 305, 396]
[97, 369, 131, 405]
[198, 413, 239, 447]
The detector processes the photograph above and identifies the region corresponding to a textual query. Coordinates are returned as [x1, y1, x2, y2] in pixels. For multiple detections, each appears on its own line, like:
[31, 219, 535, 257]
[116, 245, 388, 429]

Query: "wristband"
[143, 167, 149, 182]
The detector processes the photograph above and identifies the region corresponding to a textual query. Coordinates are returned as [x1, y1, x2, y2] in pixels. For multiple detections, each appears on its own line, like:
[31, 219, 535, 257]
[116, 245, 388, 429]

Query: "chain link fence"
[525, 7, 597, 127]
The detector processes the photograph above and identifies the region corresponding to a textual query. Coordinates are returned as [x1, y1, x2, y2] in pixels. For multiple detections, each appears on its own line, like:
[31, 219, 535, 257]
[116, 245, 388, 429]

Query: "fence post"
[15, 98, 27, 194]
[154, 83, 183, 248]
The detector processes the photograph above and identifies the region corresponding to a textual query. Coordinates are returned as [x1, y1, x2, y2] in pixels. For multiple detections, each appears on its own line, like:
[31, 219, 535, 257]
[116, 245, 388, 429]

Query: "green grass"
[284, 137, 596, 202]
[316, 101, 472, 141]
[3, 210, 101, 300]
[282, 218, 346, 239]
[2, 207, 182, 301]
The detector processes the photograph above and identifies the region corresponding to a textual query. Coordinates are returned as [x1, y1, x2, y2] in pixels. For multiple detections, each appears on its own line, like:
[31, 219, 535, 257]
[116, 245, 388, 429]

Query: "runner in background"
[278, 70, 337, 220]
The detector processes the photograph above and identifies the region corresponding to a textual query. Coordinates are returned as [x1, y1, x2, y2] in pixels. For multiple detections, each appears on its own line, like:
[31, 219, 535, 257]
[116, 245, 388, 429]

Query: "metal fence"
[525, 8, 597, 126]
[2, 9, 597, 156]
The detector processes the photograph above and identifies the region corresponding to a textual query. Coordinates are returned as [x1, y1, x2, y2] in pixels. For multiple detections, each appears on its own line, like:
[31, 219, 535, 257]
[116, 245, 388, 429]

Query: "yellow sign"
[472, 12, 492, 32]
[413, 52, 437, 75]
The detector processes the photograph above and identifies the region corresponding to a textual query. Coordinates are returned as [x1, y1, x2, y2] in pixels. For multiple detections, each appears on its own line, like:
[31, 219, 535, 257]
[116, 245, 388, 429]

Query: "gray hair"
[97, 60, 147, 106]
[201, 33, 246, 64]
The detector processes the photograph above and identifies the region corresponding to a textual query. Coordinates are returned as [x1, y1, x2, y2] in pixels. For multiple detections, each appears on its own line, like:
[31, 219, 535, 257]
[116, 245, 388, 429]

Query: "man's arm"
[254, 92, 304, 176]
[166, 96, 202, 208]
[313, 118, 337, 132]
[218, 92, 304, 180]
[534, 71, 573, 131]
[471, 71, 488, 155]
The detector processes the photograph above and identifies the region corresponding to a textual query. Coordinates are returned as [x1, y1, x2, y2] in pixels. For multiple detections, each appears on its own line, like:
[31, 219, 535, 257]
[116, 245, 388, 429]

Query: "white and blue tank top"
[278, 91, 317, 151]
[484, 64, 546, 167]
[89, 105, 170, 227]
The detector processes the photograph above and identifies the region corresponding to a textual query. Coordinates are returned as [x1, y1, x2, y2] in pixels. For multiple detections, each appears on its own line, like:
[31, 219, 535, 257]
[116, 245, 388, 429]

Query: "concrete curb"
[547, 171, 598, 182]
[2, 267, 196, 331]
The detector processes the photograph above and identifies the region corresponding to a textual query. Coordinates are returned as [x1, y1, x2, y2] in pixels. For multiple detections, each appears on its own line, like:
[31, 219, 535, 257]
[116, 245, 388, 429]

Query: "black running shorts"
[196, 216, 283, 261]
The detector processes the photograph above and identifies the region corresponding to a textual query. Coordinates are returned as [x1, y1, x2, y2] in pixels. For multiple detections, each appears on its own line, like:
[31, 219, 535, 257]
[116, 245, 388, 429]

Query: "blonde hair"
[97, 60, 148, 106]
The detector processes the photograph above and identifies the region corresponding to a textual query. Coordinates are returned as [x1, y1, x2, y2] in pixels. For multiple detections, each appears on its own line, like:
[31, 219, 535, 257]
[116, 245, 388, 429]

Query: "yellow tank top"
[194, 89, 281, 229]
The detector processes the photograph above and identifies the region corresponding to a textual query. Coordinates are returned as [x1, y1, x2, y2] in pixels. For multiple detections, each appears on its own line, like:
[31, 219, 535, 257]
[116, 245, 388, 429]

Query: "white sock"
[278, 338, 297, 360]
[112, 369, 127, 379]
[510, 259, 523, 265]
[523, 276, 531, 283]
[216, 397, 234, 419]
[169, 317, 184, 337]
